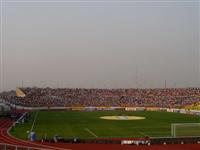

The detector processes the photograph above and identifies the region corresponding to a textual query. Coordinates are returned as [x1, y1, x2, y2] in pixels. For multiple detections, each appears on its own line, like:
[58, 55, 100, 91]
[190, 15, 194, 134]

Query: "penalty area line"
[85, 128, 98, 138]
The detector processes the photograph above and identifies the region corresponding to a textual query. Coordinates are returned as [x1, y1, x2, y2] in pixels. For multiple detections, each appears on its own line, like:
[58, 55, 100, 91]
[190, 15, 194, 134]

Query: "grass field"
[10, 110, 200, 140]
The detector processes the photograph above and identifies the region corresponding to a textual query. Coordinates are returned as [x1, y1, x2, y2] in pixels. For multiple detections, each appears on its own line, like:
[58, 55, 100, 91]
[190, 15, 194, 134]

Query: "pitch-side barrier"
[0, 143, 53, 150]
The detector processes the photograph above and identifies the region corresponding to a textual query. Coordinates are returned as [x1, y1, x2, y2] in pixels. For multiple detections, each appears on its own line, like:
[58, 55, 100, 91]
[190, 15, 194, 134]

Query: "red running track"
[0, 119, 67, 150]
[1, 118, 200, 150]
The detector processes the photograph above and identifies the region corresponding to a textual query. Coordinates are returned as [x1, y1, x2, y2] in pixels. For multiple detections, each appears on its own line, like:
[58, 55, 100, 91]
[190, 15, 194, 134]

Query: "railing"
[0, 143, 53, 150]
[15, 112, 28, 124]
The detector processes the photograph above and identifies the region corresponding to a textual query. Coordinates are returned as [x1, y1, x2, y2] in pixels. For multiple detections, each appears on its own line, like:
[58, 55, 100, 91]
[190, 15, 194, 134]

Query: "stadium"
[0, 0, 199, 149]
[1, 87, 200, 150]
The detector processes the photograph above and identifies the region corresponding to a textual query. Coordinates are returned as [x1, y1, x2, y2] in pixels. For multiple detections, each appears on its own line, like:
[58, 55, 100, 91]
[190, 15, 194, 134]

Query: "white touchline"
[85, 128, 98, 138]
[30, 111, 39, 132]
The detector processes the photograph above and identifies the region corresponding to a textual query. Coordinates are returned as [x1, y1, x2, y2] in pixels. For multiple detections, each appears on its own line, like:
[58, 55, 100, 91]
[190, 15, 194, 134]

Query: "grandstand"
[2, 87, 200, 108]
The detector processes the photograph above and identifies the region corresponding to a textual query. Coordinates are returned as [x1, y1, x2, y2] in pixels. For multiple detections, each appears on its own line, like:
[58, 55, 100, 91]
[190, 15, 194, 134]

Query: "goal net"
[171, 123, 200, 137]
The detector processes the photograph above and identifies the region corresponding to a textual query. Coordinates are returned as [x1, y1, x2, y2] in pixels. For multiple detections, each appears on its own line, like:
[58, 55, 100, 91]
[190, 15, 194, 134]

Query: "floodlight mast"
[135, 65, 138, 89]
[0, 0, 3, 93]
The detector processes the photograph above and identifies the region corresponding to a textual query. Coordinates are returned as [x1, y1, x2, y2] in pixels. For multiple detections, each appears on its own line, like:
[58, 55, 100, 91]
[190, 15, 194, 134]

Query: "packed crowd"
[1, 87, 200, 108]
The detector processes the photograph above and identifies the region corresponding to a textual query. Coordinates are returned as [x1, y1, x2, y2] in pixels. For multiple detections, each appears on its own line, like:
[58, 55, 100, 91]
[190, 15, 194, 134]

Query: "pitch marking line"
[30, 111, 39, 132]
[85, 128, 98, 138]
[138, 131, 149, 137]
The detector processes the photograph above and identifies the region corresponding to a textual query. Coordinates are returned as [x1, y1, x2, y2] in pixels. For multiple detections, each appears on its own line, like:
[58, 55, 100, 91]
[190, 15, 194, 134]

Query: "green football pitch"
[10, 110, 200, 140]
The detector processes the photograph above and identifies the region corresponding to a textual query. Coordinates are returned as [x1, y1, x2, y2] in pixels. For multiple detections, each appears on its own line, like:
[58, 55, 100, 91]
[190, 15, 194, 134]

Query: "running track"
[1, 118, 200, 150]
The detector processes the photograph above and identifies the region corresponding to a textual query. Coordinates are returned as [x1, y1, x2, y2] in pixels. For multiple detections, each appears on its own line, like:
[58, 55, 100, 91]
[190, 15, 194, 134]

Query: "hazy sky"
[0, 0, 199, 91]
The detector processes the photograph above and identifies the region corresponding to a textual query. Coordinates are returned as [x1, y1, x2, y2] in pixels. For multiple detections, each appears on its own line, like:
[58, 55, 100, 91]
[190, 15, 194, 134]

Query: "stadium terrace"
[1, 87, 200, 108]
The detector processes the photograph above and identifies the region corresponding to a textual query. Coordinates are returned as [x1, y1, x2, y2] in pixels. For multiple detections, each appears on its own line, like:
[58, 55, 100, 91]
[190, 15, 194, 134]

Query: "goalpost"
[171, 123, 200, 137]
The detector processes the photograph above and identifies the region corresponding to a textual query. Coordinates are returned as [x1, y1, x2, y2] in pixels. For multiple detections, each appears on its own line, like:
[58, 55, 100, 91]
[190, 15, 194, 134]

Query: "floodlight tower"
[135, 65, 138, 89]
[0, 0, 3, 93]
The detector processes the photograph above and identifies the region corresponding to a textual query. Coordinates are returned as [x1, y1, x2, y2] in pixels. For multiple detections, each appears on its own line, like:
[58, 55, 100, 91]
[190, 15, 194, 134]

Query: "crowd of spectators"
[1, 87, 200, 108]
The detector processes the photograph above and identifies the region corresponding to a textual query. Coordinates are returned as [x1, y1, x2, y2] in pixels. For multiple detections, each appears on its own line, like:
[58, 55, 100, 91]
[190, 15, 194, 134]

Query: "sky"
[0, 0, 199, 91]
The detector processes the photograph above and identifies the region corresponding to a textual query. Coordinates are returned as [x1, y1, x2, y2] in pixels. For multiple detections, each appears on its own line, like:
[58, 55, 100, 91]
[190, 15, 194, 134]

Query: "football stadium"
[1, 88, 200, 150]
[0, 0, 199, 150]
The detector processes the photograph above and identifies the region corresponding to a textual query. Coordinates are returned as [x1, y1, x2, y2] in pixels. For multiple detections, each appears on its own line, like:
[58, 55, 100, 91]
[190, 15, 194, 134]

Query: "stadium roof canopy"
[16, 88, 26, 98]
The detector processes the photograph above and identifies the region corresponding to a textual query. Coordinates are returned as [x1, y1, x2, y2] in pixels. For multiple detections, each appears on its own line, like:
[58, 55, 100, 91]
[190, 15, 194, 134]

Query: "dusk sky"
[0, 0, 199, 91]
